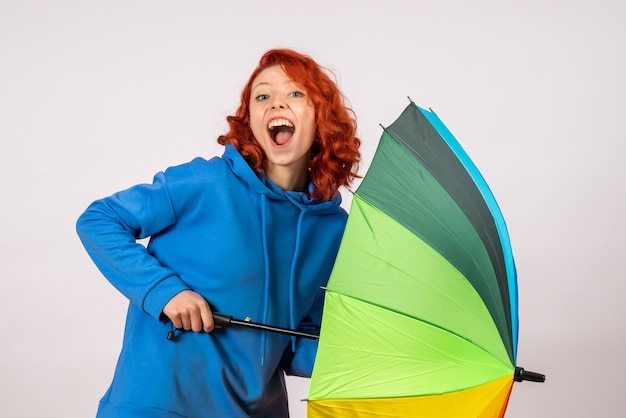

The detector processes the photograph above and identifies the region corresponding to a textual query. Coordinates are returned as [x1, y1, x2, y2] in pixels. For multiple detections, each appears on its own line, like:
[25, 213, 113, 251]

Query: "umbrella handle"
[514, 367, 546, 382]
[213, 312, 235, 327]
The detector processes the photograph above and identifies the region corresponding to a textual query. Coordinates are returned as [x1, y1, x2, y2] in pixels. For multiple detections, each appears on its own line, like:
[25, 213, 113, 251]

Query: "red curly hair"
[218, 49, 361, 201]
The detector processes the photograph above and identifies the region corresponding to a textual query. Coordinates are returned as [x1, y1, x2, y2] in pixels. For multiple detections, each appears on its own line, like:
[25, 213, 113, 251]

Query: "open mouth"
[268, 118, 295, 146]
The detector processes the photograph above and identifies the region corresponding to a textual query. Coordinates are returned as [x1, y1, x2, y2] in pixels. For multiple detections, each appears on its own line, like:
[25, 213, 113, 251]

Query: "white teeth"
[267, 119, 294, 130]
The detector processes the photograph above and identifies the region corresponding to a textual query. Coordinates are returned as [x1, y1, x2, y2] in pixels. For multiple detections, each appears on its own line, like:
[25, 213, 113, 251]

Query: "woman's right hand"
[163, 290, 215, 333]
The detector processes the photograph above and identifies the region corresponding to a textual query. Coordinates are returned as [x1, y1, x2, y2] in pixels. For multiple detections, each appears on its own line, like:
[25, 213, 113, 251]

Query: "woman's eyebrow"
[251, 81, 270, 91]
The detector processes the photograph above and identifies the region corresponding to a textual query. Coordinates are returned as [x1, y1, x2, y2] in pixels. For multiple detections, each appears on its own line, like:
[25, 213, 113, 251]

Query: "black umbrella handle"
[212, 312, 236, 327]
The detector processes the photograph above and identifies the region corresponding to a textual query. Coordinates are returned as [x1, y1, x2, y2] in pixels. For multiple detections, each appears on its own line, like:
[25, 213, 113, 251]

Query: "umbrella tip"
[407, 95, 414, 104]
[514, 367, 546, 383]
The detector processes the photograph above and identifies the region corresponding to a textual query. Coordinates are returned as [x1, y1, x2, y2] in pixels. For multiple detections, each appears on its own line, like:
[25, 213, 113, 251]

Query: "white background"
[1, 1, 624, 417]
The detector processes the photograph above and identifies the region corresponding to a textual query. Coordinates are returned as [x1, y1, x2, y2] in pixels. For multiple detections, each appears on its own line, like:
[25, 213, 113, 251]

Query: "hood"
[222, 144, 343, 213]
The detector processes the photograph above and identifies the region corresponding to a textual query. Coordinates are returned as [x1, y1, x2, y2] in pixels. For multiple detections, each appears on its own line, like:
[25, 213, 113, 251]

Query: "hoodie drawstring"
[260, 195, 270, 367]
[288, 211, 306, 352]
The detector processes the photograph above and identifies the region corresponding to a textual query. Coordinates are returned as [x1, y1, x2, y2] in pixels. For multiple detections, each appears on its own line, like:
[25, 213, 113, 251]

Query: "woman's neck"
[265, 164, 309, 192]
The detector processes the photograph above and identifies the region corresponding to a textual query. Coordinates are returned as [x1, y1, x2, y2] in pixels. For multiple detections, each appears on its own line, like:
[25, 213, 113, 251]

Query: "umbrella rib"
[347, 236, 503, 347]
[326, 285, 510, 369]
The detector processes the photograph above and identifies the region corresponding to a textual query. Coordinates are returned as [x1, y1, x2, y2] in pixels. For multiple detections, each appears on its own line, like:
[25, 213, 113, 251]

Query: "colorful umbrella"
[307, 101, 544, 417]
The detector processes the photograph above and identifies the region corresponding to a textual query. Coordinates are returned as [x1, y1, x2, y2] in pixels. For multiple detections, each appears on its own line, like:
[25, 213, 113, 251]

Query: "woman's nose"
[271, 98, 286, 109]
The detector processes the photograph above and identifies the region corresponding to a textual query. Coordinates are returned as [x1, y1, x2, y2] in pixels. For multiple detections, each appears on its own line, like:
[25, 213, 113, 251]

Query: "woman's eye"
[255, 94, 269, 101]
[290, 91, 305, 98]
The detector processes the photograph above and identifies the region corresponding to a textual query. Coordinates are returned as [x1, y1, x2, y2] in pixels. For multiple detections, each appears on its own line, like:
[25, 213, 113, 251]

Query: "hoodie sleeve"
[76, 171, 190, 319]
[286, 338, 318, 378]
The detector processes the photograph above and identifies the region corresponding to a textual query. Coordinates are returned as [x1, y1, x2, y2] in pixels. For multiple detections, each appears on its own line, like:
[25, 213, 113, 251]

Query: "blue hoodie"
[76, 145, 347, 417]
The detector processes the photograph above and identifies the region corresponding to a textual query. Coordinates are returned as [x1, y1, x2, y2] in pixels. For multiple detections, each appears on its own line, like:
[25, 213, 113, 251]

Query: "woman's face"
[248, 65, 316, 189]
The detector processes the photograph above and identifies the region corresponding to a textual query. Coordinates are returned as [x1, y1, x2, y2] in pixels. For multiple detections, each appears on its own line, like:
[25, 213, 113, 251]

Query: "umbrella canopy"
[307, 102, 543, 417]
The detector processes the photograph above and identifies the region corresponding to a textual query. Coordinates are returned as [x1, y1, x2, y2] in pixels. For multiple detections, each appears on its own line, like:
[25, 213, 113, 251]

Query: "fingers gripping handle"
[166, 312, 232, 340]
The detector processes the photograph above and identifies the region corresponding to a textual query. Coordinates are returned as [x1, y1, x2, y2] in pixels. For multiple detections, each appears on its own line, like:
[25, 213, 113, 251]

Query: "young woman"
[77, 49, 361, 417]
